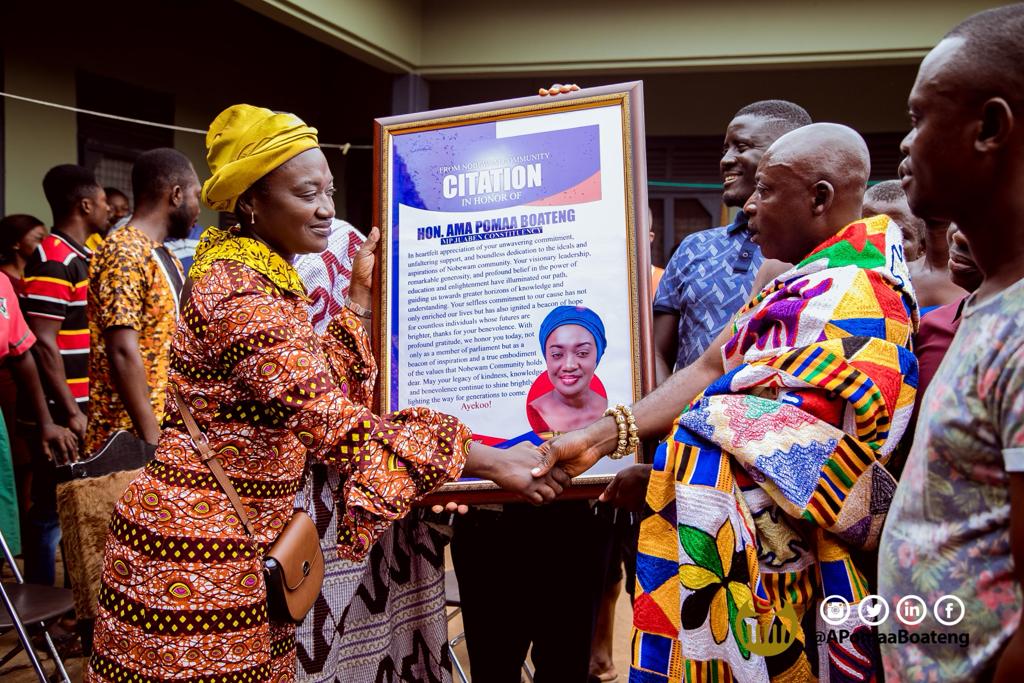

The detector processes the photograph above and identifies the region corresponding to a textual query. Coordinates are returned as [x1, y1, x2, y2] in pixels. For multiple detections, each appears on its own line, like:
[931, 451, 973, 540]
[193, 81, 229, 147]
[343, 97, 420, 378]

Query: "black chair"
[0, 528, 74, 682]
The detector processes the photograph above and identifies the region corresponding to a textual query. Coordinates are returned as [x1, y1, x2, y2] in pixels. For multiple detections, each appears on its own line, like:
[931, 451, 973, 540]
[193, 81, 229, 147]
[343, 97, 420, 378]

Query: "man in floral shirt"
[85, 148, 200, 453]
[878, 6, 1024, 682]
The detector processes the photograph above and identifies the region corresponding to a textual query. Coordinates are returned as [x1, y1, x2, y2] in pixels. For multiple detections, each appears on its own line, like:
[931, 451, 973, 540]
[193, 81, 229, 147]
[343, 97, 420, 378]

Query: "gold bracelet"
[623, 405, 640, 453]
[605, 404, 635, 460]
[603, 407, 625, 459]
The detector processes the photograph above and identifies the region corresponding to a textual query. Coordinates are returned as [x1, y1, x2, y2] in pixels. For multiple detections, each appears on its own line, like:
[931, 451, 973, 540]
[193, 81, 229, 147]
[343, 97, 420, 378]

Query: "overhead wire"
[0, 91, 372, 154]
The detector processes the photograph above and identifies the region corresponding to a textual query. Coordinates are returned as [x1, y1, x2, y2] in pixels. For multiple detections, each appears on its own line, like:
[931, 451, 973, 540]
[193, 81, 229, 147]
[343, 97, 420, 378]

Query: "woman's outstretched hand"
[451, 440, 572, 508]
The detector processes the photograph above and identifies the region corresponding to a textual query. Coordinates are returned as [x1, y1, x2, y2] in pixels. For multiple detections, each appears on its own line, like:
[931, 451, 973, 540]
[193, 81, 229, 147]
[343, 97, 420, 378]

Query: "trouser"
[451, 500, 606, 683]
[22, 454, 61, 585]
[600, 505, 639, 601]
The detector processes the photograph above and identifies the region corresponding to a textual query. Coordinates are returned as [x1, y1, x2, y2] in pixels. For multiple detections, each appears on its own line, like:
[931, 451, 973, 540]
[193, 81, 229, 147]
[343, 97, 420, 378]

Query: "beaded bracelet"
[604, 403, 639, 459]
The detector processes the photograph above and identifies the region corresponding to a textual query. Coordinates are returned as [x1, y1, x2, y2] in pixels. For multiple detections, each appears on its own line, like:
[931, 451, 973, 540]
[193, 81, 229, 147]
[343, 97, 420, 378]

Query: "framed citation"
[373, 82, 654, 501]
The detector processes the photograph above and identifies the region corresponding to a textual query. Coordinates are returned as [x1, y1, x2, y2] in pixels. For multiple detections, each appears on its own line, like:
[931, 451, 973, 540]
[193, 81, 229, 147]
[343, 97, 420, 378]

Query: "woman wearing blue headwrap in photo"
[527, 305, 609, 433]
[450, 305, 610, 683]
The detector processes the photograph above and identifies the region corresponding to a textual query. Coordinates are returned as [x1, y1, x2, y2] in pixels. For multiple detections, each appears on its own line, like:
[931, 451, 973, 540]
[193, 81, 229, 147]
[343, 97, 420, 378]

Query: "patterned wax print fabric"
[654, 212, 763, 369]
[86, 231, 104, 253]
[631, 215, 919, 683]
[85, 225, 183, 454]
[879, 277, 1024, 683]
[86, 229, 471, 683]
[297, 472, 453, 682]
[21, 229, 91, 406]
[293, 221, 452, 682]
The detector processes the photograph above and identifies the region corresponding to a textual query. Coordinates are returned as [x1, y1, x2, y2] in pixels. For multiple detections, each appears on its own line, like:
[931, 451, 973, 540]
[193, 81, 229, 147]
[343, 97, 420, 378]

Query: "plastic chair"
[445, 569, 534, 683]
[0, 527, 74, 682]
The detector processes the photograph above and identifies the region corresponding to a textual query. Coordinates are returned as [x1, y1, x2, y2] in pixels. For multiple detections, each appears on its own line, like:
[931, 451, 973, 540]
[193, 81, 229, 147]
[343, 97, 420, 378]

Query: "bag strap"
[172, 388, 257, 538]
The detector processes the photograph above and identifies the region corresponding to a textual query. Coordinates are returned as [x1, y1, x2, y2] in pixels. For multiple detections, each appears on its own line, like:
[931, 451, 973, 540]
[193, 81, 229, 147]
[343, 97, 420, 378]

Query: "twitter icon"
[858, 595, 890, 626]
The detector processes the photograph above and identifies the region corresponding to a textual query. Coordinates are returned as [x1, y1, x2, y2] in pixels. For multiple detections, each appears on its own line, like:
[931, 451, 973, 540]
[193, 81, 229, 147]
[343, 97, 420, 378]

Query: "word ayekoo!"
[415, 209, 576, 241]
[442, 163, 542, 199]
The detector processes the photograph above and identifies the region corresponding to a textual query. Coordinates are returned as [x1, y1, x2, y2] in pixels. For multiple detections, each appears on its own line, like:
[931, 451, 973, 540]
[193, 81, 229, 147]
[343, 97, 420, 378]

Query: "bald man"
[539, 123, 919, 682]
[878, 6, 1024, 682]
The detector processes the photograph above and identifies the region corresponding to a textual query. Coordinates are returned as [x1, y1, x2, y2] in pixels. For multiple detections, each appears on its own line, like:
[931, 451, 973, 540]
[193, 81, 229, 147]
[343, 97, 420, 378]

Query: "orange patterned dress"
[86, 242, 470, 683]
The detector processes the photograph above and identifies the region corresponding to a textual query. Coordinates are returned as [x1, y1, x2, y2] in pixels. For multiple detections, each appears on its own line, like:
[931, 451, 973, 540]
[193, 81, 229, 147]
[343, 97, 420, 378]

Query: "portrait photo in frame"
[373, 82, 654, 502]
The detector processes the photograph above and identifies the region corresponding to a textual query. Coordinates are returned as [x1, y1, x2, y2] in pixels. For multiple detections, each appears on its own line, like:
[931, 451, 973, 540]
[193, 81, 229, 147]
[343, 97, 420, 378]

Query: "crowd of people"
[0, 4, 1020, 683]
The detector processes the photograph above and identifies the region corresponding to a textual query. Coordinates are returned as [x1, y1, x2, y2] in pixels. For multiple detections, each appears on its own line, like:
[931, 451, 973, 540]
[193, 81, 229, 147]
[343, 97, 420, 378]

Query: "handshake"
[433, 429, 652, 512]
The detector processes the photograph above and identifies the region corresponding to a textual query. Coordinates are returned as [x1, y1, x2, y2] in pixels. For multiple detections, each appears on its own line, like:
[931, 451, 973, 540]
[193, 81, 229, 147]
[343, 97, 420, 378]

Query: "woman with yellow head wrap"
[85, 105, 566, 683]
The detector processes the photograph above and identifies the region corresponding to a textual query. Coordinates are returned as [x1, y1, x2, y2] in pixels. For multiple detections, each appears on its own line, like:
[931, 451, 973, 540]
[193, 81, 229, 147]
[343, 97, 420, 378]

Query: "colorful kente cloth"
[631, 215, 919, 683]
[86, 231, 470, 683]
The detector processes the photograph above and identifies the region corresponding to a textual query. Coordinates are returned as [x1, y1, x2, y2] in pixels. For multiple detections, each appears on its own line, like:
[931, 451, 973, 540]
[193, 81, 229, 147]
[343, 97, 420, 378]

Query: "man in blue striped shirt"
[653, 100, 811, 383]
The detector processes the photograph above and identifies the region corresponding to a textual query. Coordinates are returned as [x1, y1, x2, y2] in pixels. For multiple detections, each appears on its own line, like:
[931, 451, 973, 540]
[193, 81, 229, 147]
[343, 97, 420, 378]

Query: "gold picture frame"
[373, 82, 654, 502]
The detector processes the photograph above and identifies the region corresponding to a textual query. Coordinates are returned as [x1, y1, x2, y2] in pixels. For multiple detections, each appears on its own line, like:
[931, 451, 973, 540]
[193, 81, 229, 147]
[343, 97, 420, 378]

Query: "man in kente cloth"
[535, 123, 919, 682]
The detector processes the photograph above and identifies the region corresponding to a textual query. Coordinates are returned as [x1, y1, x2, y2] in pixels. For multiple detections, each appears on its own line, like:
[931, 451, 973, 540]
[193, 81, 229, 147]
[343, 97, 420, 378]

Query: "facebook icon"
[934, 595, 966, 626]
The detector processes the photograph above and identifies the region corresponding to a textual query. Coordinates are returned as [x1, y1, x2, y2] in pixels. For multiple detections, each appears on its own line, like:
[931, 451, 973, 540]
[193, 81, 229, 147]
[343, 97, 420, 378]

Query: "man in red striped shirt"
[20, 163, 108, 585]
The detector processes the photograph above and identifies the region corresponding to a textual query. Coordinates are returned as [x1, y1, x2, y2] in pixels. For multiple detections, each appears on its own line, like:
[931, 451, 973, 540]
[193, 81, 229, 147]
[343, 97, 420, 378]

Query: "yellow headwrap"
[201, 104, 319, 212]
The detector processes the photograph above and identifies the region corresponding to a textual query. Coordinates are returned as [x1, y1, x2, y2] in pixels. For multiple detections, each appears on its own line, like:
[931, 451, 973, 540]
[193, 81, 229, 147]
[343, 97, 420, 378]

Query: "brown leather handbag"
[172, 389, 324, 623]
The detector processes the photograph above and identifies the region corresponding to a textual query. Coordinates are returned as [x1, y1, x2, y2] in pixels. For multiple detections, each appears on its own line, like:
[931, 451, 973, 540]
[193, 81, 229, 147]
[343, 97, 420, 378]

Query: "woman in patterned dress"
[85, 104, 566, 683]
